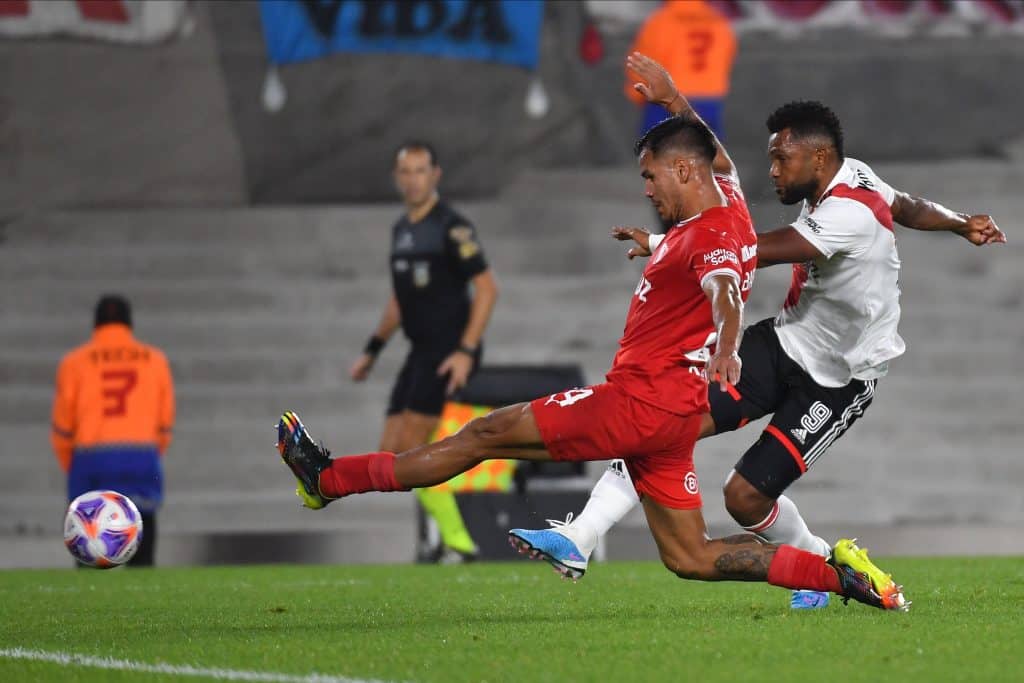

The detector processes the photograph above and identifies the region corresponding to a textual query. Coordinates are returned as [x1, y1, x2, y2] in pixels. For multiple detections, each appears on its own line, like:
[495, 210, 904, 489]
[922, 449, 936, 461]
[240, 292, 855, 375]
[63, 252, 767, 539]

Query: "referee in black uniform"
[350, 141, 498, 562]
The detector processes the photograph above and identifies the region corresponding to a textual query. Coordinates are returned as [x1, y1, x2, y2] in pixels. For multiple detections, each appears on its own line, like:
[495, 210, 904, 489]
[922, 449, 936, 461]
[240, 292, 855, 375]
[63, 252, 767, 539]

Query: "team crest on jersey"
[450, 226, 479, 259]
[413, 261, 430, 288]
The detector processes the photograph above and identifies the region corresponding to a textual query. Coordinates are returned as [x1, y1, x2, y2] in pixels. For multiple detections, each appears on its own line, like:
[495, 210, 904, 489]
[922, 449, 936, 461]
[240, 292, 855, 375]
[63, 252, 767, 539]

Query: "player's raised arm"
[890, 191, 1007, 246]
[627, 52, 737, 179]
[703, 273, 743, 391]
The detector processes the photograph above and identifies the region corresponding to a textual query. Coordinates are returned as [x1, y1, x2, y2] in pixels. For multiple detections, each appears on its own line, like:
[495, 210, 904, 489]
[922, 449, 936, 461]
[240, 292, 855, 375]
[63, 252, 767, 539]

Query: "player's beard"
[777, 178, 818, 205]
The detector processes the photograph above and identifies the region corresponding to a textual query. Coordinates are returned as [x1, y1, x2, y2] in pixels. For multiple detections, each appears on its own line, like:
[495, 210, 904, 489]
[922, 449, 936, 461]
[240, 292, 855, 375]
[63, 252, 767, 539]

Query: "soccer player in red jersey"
[512, 52, 1002, 610]
[276, 115, 907, 610]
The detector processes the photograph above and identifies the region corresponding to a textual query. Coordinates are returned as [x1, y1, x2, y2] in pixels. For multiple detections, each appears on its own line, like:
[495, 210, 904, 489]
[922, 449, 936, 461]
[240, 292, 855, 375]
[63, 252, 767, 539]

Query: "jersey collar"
[92, 323, 134, 343]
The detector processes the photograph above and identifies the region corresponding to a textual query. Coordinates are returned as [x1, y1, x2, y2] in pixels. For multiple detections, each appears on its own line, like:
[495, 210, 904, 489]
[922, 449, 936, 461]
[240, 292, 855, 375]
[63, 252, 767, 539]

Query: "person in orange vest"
[51, 295, 175, 567]
[625, 0, 737, 138]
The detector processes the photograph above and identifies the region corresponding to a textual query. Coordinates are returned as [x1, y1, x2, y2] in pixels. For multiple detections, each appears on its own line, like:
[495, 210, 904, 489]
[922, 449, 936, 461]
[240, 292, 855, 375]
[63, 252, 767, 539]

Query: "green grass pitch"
[2, 558, 1022, 682]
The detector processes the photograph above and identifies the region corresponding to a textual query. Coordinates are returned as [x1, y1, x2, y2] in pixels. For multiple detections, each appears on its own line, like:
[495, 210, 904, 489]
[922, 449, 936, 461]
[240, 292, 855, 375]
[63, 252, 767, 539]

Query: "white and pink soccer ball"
[63, 490, 143, 568]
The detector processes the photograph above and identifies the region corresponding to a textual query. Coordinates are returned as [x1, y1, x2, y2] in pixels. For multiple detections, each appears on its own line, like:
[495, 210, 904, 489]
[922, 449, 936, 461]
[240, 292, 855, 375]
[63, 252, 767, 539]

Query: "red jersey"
[606, 175, 757, 416]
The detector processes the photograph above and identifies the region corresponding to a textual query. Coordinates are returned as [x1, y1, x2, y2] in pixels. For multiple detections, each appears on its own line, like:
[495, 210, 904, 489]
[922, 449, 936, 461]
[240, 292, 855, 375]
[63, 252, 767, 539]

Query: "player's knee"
[459, 408, 519, 444]
[723, 471, 771, 527]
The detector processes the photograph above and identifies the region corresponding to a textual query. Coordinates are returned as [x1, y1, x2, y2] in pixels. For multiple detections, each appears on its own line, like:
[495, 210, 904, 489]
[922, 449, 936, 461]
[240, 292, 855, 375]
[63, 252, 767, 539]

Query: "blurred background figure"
[50, 295, 175, 567]
[624, 0, 737, 138]
[348, 142, 500, 563]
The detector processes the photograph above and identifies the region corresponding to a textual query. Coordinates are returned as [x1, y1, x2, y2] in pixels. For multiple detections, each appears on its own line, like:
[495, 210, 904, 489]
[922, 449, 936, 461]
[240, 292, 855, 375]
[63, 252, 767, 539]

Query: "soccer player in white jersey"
[509, 53, 1005, 608]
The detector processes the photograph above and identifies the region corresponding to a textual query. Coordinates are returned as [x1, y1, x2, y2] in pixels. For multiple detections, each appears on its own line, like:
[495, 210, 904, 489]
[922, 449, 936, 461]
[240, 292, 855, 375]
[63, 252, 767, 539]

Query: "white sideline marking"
[0, 648, 396, 683]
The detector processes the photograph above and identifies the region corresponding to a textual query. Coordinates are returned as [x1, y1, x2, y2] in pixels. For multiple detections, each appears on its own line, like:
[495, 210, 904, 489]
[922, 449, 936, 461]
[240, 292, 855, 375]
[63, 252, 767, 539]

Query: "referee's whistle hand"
[349, 354, 375, 382]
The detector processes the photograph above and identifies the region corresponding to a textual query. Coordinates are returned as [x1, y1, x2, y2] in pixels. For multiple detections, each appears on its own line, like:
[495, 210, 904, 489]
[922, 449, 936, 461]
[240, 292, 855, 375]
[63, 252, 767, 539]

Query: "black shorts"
[708, 318, 877, 498]
[386, 345, 483, 417]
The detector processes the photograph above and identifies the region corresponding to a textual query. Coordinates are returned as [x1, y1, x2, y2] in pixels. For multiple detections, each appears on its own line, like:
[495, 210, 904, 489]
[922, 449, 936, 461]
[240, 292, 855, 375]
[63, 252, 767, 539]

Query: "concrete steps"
[2, 160, 1023, 566]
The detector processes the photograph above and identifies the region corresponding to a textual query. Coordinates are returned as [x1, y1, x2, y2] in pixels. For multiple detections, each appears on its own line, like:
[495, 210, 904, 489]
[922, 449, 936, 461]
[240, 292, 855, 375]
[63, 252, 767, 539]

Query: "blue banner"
[260, 0, 544, 69]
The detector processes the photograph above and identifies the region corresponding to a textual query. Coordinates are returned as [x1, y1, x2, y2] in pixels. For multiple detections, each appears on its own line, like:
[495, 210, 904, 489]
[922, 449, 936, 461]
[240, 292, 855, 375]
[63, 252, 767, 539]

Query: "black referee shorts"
[707, 318, 877, 499]
[386, 345, 483, 417]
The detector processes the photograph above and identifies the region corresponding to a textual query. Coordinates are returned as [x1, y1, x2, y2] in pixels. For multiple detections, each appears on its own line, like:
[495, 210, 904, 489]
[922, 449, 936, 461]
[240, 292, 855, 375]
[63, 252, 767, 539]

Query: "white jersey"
[775, 157, 905, 388]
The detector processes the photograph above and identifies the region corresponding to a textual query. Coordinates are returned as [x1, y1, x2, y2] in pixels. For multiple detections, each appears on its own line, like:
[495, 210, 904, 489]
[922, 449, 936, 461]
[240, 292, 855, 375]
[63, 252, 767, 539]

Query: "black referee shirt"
[390, 200, 488, 351]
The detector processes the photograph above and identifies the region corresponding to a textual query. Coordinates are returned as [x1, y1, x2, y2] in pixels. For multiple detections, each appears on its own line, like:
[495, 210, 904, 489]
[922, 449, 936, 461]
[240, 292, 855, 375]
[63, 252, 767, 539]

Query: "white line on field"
[0, 648, 399, 683]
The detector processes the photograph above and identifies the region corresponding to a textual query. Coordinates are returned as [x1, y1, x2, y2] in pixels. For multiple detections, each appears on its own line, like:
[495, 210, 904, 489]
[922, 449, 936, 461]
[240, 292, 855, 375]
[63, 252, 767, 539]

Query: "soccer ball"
[63, 490, 143, 568]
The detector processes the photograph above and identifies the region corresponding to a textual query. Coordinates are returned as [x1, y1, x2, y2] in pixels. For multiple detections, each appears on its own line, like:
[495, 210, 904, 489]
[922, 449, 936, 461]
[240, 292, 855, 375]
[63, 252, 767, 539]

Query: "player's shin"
[744, 495, 831, 557]
[572, 460, 640, 552]
[766, 544, 842, 593]
[319, 452, 408, 497]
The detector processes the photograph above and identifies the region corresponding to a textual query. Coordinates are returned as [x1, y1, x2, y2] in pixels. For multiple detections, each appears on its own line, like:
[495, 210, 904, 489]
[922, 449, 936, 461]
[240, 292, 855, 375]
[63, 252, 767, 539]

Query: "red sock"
[319, 452, 408, 498]
[767, 545, 841, 593]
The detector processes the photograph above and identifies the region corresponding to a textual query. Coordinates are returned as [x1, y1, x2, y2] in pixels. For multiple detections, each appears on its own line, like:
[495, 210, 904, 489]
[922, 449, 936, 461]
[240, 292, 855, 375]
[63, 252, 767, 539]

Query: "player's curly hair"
[766, 101, 844, 159]
[634, 116, 716, 163]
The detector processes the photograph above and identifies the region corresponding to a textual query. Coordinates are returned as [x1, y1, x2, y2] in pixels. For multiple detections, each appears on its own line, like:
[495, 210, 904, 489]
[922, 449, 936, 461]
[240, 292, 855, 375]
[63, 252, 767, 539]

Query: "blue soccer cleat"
[508, 514, 593, 581]
[790, 590, 830, 610]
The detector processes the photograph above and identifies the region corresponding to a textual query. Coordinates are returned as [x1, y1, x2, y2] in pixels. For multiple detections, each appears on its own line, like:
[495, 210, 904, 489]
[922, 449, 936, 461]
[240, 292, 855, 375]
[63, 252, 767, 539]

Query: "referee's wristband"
[455, 344, 477, 357]
[364, 335, 387, 356]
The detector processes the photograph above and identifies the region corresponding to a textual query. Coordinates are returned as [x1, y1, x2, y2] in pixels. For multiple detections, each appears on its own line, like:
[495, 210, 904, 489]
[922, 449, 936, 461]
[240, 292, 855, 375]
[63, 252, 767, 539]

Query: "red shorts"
[530, 382, 703, 510]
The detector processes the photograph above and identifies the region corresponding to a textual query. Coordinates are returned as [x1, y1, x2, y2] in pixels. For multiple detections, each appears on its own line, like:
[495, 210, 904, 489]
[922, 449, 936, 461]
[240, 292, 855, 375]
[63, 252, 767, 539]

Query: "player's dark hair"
[634, 116, 716, 164]
[766, 101, 844, 159]
[395, 140, 439, 167]
[94, 294, 132, 328]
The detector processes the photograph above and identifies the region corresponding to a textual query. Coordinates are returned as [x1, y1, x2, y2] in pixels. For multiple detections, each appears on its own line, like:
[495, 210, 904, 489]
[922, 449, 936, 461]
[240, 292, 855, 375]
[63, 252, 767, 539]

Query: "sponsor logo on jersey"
[790, 427, 808, 445]
[393, 259, 409, 273]
[802, 216, 823, 234]
[683, 471, 699, 495]
[458, 241, 480, 260]
[854, 169, 876, 191]
[741, 243, 757, 261]
[702, 248, 739, 266]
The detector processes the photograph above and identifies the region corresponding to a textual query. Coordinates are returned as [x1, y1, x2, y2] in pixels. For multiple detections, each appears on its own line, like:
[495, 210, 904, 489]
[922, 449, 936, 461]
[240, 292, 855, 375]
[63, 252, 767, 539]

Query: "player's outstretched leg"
[277, 403, 552, 508]
[277, 411, 335, 509]
[829, 538, 909, 611]
[509, 513, 595, 581]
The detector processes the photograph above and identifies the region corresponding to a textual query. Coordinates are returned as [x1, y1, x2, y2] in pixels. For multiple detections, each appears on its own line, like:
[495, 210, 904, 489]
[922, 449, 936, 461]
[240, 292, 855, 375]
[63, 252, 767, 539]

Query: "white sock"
[571, 460, 640, 554]
[743, 494, 831, 558]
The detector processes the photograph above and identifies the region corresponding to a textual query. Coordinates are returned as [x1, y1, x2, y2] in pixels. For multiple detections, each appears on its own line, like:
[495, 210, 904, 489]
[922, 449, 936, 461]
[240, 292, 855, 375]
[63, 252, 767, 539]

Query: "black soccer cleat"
[276, 411, 334, 509]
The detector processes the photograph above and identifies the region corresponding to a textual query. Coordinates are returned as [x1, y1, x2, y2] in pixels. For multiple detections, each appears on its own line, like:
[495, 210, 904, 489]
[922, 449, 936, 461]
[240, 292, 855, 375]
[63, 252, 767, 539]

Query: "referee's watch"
[455, 344, 477, 357]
